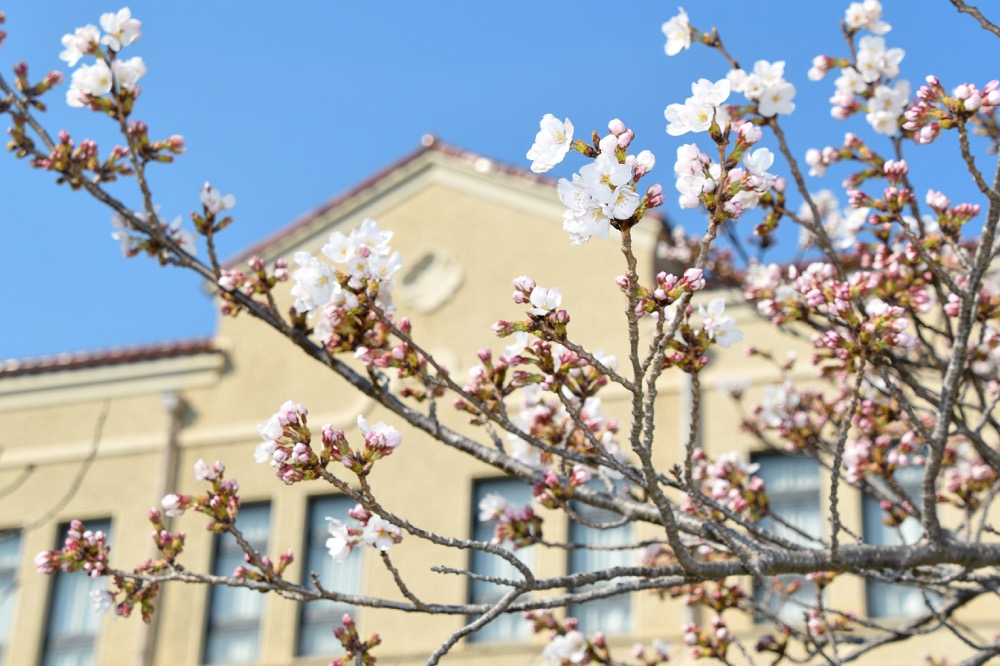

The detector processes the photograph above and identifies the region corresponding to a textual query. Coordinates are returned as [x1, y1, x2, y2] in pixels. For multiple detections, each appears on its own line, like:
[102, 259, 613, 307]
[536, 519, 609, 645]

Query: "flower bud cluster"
[331, 613, 381, 666]
[632, 268, 705, 317]
[217, 255, 289, 317]
[683, 448, 767, 521]
[842, 396, 926, 486]
[668, 579, 747, 615]
[938, 442, 997, 512]
[254, 400, 323, 484]
[683, 615, 733, 661]
[233, 548, 294, 583]
[904, 77, 1000, 144]
[159, 458, 241, 533]
[147, 507, 186, 563]
[746, 379, 830, 452]
[35, 519, 111, 578]
[254, 399, 403, 481]
[630, 638, 672, 666]
[32, 128, 132, 187]
[477, 491, 543, 549]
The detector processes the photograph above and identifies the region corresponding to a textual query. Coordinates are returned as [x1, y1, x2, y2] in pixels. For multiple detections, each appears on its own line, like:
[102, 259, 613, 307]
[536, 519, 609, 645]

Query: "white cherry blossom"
[661, 8, 691, 56]
[59, 25, 100, 66]
[362, 515, 401, 551]
[528, 286, 562, 316]
[66, 60, 112, 107]
[526, 114, 574, 173]
[99, 8, 141, 52]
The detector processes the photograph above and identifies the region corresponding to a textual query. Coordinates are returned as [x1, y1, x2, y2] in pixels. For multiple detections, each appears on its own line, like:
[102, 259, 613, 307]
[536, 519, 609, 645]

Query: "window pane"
[42, 520, 112, 666]
[863, 466, 934, 618]
[753, 455, 821, 623]
[469, 479, 534, 642]
[204, 504, 270, 664]
[0, 530, 21, 666]
[298, 496, 363, 657]
[568, 499, 632, 635]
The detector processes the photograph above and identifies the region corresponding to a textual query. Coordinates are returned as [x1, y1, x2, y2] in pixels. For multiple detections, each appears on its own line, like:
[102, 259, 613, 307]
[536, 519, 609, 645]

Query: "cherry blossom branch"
[947, 0, 1000, 38]
[425, 587, 523, 666]
[379, 551, 428, 611]
[829, 358, 866, 565]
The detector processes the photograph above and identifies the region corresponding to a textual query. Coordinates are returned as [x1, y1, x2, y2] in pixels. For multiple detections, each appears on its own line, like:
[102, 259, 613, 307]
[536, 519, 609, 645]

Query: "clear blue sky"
[1, 1, 997, 359]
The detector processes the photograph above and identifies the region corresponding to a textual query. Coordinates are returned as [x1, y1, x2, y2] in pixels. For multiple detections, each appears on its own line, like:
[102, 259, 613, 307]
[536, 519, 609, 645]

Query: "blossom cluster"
[111, 206, 196, 259]
[477, 491, 543, 549]
[636, 296, 743, 373]
[289, 218, 401, 352]
[807, 1, 910, 136]
[632, 267, 706, 317]
[683, 615, 734, 661]
[217, 255, 290, 317]
[254, 400, 323, 484]
[561, 121, 660, 244]
[684, 448, 767, 521]
[662, 8, 797, 120]
[672, 126, 781, 219]
[34, 520, 111, 578]
[526, 116, 663, 245]
[326, 504, 402, 561]
[330, 614, 381, 666]
[727, 60, 797, 118]
[904, 76, 1000, 145]
[60, 8, 145, 110]
[255, 400, 403, 481]
[159, 458, 241, 531]
[744, 260, 917, 370]
[743, 377, 832, 453]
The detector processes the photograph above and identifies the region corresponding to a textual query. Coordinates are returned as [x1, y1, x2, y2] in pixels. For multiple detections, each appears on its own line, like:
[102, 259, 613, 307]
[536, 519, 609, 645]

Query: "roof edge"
[0, 338, 220, 379]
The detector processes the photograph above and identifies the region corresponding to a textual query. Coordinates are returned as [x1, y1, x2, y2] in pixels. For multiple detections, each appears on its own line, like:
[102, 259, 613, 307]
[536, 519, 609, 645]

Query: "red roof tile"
[0, 338, 220, 378]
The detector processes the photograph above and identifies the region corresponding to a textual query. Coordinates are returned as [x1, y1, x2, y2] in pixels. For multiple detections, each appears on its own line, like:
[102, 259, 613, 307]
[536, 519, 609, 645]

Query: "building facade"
[0, 139, 990, 665]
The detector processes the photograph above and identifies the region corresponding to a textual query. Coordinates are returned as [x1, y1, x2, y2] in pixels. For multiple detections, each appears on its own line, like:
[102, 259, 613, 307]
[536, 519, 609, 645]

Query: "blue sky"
[1, 1, 997, 359]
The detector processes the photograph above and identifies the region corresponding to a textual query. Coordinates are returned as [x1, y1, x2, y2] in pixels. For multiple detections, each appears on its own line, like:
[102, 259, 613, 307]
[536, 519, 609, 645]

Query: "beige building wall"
[0, 142, 990, 665]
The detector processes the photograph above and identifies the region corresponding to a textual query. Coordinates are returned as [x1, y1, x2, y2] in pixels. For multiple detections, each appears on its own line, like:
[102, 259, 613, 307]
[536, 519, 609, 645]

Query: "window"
[42, 519, 111, 666]
[863, 464, 934, 618]
[753, 454, 822, 623]
[468, 479, 534, 642]
[203, 504, 270, 664]
[0, 531, 21, 666]
[298, 496, 363, 657]
[567, 498, 633, 635]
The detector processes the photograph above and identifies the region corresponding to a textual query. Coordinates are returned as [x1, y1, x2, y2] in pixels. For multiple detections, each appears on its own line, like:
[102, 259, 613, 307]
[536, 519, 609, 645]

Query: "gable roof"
[224, 135, 561, 268]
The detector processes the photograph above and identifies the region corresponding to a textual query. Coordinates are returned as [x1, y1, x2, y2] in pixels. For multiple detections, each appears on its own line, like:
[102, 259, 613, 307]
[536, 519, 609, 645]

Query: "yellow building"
[0, 139, 989, 665]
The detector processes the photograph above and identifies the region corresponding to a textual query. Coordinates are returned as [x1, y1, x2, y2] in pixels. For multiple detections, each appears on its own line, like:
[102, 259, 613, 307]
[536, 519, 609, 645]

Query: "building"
[0, 139, 988, 665]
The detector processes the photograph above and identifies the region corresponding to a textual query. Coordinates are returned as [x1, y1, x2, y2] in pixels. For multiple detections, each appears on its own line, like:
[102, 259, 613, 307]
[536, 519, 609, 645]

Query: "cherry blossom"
[845, 0, 891, 35]
[99, 8, 141, 52]
[199, 182, 236, 215]
[526, 114, 574, 173]
[111, 56, 146, 91]
[66, 60, 112, 107]
[362, 515, 402, 551]
[661, 8, 691, 56]
[698, 298, 743, 348]
[59, 25, 99, 66]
